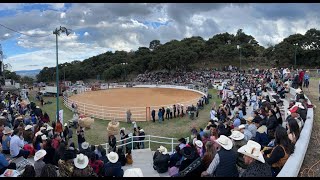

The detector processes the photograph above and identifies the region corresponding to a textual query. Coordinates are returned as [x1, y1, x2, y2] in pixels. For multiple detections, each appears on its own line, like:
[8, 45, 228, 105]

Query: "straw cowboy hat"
[16, 115, 24, 120]
[157, 145, 168, 155]
[195, 140, 203, 148]
[41, 135, 48, 141]
[215, 135, 233, 150]
[238, 140, 265, 163]
[2, 127, 13, 135]
[34, 149, 47, 161]
[74, 153, 89, 169]
[124, 168, 144, 177]
[64, 123, 68, 127]
[246, 117, 254, 123]
[107, 152, 119, 163]
[81, 142, 89, 150]
[295, 88, 302, 94]
[139, 129, 144, 132]
[229, 130, 245, 141]
[25, 125, 33, 131]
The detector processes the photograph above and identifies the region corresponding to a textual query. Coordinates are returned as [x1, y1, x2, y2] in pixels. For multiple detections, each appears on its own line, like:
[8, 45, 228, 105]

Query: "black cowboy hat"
[181, 146, 196, 160]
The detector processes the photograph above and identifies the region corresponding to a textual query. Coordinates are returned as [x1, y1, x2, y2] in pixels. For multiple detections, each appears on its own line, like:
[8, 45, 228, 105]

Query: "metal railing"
[98, 135, 190, 153]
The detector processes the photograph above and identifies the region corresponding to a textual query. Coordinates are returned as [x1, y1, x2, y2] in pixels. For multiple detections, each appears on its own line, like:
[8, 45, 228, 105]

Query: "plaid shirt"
[89, 159, 104, 175]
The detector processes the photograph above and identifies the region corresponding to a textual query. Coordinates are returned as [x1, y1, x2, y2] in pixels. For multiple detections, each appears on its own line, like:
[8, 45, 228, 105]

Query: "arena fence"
[277, 87, 314, 177]
[99, 135, 190, 154]
[63, 83, 208, 122]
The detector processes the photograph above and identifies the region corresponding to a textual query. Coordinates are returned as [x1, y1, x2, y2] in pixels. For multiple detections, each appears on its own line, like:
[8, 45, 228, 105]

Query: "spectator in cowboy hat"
[238, 140, 272, 177]
[1, 127, 13, 154]
[104, 151, 124, 177]
[201, 135, 238, 177]
[123, 168, 144, 177]
[229, 130, 247, 170]
[246, 117, 257, 139]
[178, 145, 205, 177]
[34, 149, 47, 177]
[72, 153, 96, 177]
[153, 145, 170, 173]
[138, 129, 145, 149]
[80, 142, 91, 157]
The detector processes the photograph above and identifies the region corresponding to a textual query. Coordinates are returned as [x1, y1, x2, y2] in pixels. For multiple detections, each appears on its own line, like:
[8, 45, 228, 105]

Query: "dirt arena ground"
[69, 88, 203, 108]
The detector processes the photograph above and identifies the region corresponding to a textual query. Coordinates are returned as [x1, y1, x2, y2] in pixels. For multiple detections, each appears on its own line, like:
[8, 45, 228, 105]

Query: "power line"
[0, 23, 52, 38]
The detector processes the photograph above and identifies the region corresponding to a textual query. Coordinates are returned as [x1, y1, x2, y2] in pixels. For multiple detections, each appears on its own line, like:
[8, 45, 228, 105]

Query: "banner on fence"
[59, 109, 64, 124]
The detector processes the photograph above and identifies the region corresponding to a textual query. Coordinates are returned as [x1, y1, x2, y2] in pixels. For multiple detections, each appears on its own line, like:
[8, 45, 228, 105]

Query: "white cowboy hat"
[213, 117, 218, 121]
[40, 127, 46, 131]
[120, 127, 125, 131]
[229, 130, 245, 141]
[124, 168, 144, 177]
[195, 140, 203, 148]
[35, 131, 43, 137]
[25, 125, 33, 131]
[46, 126, 53, 131]
[2, 127, 13, 135]
[251, 93, 255, 95]
[238, 140, 265, 163]
[295, 88, 302, 94]
[107, 152, 119, 163]
[139, 129, 144, 132]
[238, 124, 246, 129]
[214, 135, 233, 150]
[36, 106, 40, 108]
[261, 99, 266, 103]
[41, 135, 48, 140]
[157, 145, 168, 155]
[64, 123, 68, 127]
[2, 110, 8, 113]
[81, 142, 89, 150]
[74, 153, 89, 169]
[34, 149, 47, 161]
[295, 102, 305, 109]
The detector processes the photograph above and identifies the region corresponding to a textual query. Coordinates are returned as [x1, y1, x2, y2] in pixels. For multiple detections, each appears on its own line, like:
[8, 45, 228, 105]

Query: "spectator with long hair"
[40, 164, 57, 177]
[262, 126, 295, 176]
[287, 118, 300, 145]
[202, 141, 216, 170]
[19, 165, 35, 177]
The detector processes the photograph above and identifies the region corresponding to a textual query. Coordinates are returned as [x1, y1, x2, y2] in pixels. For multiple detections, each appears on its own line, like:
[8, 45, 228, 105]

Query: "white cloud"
[1, 3, 320, 71]
[60, 12, 66, 19]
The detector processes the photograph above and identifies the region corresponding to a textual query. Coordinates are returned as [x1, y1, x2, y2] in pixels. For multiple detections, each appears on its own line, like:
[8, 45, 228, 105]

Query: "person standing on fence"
[151, 109, 156, 122]
[126, 109, 132, 124]
[158, 109, 163, 124]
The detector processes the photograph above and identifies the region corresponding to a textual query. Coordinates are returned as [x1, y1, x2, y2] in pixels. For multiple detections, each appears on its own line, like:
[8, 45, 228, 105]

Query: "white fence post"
[149, 135, 151, 149]
[131, 135, 134, 151]
[171, 138, 174, 153]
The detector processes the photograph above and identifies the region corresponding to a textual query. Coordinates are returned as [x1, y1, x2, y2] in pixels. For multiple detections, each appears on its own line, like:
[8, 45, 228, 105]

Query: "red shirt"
[55, 121, 63, 133]
[52, 139, 60, 149]
[89, 159, 104, 175]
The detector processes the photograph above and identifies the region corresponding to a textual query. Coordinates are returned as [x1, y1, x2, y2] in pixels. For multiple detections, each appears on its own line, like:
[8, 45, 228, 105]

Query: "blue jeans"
[158, 117, 162, 123]
[140, 141, 145, 149]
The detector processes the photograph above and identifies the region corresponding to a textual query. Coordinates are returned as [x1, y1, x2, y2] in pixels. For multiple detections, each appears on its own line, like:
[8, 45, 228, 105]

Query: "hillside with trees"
[36, 28, 320, 83]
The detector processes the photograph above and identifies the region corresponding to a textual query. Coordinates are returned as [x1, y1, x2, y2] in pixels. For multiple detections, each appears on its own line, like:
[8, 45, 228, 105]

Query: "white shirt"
[10, 135, 25, 157]
[210, 110, 216, 120]
[206, 153, 220, 175]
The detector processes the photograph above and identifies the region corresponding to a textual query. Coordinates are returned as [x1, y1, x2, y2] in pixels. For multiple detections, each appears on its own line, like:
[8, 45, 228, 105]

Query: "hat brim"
[229, 133, 245, 141]
[107, 153, 119, 163]
[34, 151, 47, 161]
[215, 138, 233, 150]
[3, 130, 13, 135]
[238, 145, 265, 163]
[74, 155, 89, 169]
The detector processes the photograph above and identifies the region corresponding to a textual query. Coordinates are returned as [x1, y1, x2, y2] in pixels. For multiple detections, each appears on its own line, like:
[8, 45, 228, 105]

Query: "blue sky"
[0, 3, 319, 71]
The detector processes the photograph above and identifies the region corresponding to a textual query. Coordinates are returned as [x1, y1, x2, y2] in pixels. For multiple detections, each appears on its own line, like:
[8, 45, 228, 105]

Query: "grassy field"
[30, 88, 221, 151]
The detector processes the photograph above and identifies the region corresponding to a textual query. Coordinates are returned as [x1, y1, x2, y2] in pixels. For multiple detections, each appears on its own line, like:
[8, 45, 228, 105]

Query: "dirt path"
[299, 78, 320, 177]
